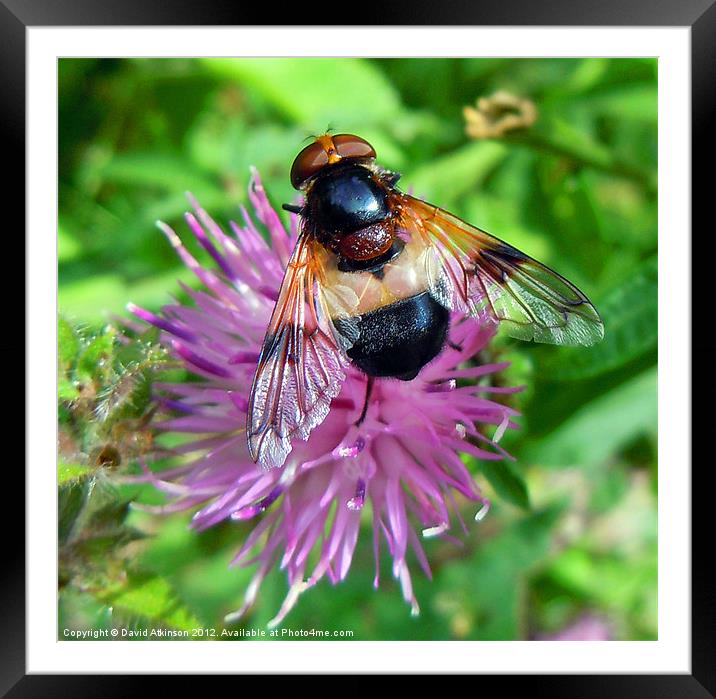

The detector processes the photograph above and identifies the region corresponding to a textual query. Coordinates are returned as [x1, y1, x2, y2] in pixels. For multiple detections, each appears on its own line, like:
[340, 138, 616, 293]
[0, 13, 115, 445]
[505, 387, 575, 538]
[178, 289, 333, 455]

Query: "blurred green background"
[58, 58, 657, 640]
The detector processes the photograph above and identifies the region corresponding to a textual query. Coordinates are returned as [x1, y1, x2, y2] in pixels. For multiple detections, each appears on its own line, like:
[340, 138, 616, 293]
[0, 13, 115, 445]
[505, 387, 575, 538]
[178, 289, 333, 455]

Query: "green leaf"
[59, 587, 114, 636]
[59, 221, 82, 262]
[583, 84, 657, 123]
[58, 316, 80, 368]
[83, 494, 134, 531]
[435, 504, 564, 639]
[524, 367, 657, 467]
[563, 58, 610, 93]
[547, 546, 657, 610]
[405, 141, 507, 206]
[100, 153, 219, 195]
[58, 377, 80, 402]
[71, 527, 146, 560]
[200, 58, 402, 127]
[512, 117, 657, 193]
[103, 574, 203, 633]
[538, 255, 657, 381]
[76, 326, 117, 382]
[58, 461, 95, 487]
[579, 171, 656, 252]
[462, 196, 551, 262]
[475, 459, 530, 510]
[59, 480, 91, 545]
[60, 276, 126, 324]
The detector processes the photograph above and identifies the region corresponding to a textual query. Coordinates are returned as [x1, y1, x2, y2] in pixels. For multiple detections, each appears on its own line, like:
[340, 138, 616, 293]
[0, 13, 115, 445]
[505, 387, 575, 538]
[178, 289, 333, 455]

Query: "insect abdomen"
[335, 291, 449, 381]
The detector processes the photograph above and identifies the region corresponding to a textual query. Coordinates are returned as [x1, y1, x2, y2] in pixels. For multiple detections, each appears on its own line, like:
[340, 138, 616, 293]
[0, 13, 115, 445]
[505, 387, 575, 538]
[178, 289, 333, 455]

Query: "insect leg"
[355, 375, 375, 426]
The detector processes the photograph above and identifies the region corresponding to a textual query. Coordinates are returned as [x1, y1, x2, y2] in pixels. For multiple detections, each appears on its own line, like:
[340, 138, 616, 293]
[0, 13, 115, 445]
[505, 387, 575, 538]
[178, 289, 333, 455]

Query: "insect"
[247, 133, 604, 469]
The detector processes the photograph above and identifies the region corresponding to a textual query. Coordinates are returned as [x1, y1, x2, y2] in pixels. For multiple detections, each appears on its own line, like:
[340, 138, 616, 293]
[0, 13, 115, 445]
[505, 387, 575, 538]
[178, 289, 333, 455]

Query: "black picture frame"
[10, 0, 710, 693]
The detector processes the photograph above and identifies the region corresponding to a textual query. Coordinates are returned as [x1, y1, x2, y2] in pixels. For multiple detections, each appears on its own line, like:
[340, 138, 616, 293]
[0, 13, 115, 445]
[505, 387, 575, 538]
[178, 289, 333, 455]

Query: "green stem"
[505, 123, 657, 197]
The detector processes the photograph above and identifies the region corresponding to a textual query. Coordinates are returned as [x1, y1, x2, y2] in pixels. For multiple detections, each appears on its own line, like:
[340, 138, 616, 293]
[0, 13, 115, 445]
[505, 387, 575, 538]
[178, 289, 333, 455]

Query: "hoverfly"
[247, 133, 604, 469]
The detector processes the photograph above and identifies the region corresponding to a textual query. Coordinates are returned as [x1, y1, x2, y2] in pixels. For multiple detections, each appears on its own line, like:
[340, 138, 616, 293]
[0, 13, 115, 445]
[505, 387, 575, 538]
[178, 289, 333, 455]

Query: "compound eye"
[333, 133, 376, 161]
[290, 141, 330, 189]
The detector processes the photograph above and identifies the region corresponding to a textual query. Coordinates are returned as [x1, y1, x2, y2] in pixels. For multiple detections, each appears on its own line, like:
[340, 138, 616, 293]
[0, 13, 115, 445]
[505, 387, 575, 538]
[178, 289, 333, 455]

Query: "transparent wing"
[399, 194, 604, 346]
[247, 234, 356, 470]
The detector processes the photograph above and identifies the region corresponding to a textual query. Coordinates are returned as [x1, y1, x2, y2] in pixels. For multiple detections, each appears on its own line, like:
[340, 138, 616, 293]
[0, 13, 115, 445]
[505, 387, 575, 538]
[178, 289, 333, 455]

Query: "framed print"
[10, 0, 711, 693]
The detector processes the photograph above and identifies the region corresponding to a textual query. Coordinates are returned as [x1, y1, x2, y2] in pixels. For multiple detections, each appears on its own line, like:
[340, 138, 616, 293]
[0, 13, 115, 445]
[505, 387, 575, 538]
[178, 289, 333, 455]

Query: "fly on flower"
[248, 133, 604, 470]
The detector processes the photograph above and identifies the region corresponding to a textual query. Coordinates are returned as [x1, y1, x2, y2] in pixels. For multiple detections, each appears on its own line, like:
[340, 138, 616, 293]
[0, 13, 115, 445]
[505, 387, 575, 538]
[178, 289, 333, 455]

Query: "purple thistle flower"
[128, 170, 521, 627]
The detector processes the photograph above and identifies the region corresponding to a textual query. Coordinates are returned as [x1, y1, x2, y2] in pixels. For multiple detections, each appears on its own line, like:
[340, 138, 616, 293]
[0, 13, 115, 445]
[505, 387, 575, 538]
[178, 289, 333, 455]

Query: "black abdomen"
[335, 292, 450, 381]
